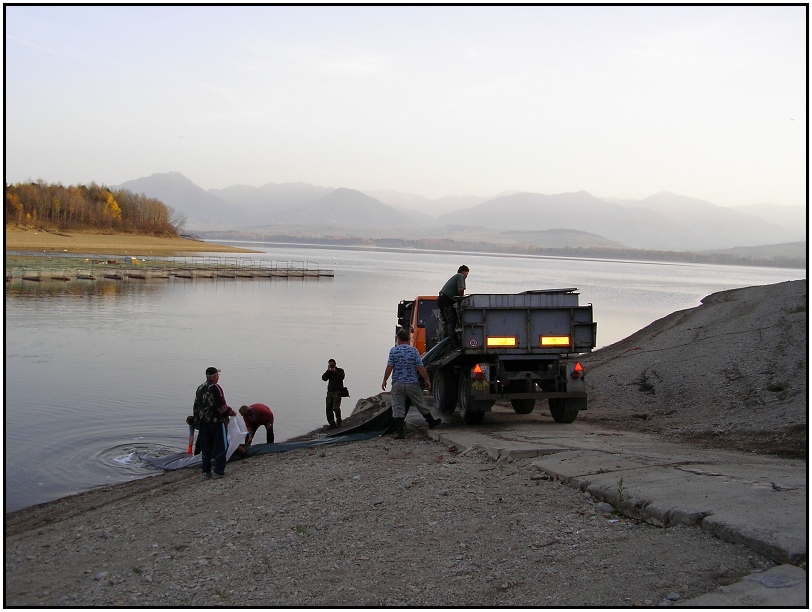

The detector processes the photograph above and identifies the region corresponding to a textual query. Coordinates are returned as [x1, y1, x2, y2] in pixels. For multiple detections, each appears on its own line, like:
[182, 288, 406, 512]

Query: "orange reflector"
[486, 336, 518, 347]
[472, 363, 487, 380]
[540, 335, 571, 346]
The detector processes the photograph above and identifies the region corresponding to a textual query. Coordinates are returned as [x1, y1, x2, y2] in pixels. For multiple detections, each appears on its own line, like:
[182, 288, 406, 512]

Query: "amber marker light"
[540, 335, 571, 347]
[486, 336, 518, 347]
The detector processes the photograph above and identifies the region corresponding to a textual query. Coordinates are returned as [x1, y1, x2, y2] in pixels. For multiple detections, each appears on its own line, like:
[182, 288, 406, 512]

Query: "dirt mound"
[581, 280, 807, 458]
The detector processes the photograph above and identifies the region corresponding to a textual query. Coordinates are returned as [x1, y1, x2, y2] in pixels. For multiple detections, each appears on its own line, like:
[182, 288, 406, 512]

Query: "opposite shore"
[5, 227, 260, 256]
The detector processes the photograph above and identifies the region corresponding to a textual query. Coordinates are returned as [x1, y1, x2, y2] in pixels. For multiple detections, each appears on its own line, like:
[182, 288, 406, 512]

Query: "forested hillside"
[5, 181, 184, 236]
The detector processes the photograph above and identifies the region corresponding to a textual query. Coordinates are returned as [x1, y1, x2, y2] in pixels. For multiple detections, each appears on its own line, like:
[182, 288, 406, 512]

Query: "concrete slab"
[411, 417, 807, 567]
[531, 453, 806, 564]
[677, 564, 807, 607]
[405, 409, 808, 603]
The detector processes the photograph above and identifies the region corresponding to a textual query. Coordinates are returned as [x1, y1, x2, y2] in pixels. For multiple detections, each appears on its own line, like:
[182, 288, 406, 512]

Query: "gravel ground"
[4, 280, 804, 607]
[5, 435, 774, 608]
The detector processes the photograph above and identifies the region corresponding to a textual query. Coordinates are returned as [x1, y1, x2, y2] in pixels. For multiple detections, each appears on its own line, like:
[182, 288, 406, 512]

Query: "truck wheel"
[432, 368, 457, 414]
[549, 399, 578, 423]
[510, 381, 535, 414]
[458, 372, 490, 425]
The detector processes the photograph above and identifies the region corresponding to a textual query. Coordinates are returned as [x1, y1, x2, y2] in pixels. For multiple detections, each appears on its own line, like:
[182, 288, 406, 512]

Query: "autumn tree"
[5, 180, 181, 236]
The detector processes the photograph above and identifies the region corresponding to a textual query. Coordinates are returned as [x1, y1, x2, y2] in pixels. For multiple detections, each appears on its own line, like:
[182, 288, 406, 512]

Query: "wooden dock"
[5, 255, 334, 284]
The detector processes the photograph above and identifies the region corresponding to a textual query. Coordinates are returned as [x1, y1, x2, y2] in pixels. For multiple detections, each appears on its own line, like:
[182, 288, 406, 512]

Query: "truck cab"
[396, 296, 442, 354]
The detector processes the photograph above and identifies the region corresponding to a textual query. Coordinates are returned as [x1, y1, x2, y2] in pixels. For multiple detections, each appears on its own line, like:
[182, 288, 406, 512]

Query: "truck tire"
[432, 368, 457, 415]
[549, 398, 578, 423]
[510, 380, 535, 414]
[458, 372, 490, 425]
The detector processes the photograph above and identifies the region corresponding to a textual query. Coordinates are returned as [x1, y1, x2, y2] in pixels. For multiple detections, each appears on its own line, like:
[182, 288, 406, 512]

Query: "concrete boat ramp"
[403, 406, 807, 607]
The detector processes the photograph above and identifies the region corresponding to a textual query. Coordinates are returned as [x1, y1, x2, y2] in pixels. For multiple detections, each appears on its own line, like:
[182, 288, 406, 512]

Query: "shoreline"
[4, 227, 261, 255]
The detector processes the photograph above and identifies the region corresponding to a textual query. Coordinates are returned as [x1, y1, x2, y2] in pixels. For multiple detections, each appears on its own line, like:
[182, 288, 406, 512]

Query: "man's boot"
[393, 417, 404, 439]
[336, 409, 342, 427]
[426, 415, 442, 429]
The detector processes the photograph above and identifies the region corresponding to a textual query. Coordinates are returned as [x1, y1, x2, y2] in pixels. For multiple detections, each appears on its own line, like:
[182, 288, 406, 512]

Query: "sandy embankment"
[4, 227, 260, 256]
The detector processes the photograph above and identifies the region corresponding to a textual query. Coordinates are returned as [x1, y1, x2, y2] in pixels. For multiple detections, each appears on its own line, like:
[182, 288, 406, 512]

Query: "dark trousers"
[326, 391, 342, 425]
[438, 294, 459, 345]
[199, 421, 228, 475]
[245, 424, 274, 445]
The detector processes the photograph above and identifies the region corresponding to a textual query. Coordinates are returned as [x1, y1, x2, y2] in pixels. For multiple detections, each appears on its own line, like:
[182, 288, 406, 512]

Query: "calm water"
[4, 243, 804, 512]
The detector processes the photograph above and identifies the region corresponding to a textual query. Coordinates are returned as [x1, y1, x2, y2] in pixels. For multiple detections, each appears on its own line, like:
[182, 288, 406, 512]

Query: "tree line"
[5, 180, 186, 235]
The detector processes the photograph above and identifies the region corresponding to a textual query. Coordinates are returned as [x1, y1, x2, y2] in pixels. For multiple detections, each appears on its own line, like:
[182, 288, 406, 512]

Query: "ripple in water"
[97, 443, 181, 474]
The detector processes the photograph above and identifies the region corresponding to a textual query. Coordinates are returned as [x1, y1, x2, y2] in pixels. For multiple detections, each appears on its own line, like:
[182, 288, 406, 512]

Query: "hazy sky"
[5, 5, 807, 206]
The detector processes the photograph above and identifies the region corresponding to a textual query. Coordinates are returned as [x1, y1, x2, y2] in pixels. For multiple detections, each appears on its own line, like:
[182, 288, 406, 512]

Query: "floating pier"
[5, 254, 334, 284]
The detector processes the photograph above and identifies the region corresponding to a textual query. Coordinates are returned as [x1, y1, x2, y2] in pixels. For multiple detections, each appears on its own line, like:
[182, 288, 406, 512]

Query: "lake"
[4, 242, 804, 512]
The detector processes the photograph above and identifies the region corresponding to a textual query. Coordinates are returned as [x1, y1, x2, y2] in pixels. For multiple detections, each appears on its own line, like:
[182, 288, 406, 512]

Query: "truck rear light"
[486, 336, 517, 347]
[472, 363, 490, 380]
[571, 362, 584, 379]
[540, 335, 571, 347]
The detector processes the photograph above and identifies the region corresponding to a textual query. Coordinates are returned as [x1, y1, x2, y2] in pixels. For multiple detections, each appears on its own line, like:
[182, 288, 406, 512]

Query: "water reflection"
[5, 277, 168, 299]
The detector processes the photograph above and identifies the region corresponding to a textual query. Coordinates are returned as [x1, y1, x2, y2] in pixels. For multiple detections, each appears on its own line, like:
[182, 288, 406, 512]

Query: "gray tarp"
[146, 407, 395, 471]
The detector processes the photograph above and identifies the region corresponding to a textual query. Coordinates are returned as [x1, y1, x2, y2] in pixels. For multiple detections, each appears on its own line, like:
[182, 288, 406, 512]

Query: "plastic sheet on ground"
[146, 407, 395, 471]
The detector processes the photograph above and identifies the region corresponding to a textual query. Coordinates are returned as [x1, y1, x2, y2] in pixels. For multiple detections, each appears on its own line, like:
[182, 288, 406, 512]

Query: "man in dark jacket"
[193, 366, 236, 479]
[438, 265, 469, 347]
[321, 359, 345, 428]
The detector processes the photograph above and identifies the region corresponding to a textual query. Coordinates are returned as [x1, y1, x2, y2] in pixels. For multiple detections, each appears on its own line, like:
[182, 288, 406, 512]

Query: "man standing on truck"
[382, 328, 442, 439]
[438, 265, 469, 348]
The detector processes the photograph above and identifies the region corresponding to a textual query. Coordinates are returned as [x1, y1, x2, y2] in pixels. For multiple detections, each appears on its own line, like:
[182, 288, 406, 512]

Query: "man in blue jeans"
[382, 328, 442, 439]
[192, 367, 236, 479]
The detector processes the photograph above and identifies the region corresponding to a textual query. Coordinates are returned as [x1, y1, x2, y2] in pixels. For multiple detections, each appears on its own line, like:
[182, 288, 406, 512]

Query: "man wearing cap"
[193, 367, 236, 479]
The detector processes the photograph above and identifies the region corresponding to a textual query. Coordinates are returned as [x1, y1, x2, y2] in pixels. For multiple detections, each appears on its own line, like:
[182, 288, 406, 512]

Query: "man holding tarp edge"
[192, 366, 236, 479]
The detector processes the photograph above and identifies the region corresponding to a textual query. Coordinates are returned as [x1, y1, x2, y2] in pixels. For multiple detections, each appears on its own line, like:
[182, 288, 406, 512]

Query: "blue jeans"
[199, 421, 228, 475]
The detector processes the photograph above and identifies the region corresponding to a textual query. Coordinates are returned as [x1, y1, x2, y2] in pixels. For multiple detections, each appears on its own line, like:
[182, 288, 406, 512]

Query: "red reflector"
[472, 364, 485, 380]
[574, 362, 583, 372]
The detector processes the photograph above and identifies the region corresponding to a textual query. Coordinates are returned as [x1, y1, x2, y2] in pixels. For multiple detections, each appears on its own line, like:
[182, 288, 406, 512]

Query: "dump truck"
[396, 289, 596, 425]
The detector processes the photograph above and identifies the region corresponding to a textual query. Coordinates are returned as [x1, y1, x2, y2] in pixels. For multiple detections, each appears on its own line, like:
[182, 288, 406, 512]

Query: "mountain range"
[115, 172, 806, 252]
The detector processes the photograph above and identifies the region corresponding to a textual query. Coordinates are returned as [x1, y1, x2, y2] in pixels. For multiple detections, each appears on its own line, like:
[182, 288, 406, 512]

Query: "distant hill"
[437, 190, 798, 251]
[275, 188, 416, 228]
[115, 172, 249, 228]
[731, 203, 807, 236]
[114, 172, 802, 253]
[209, 182, 333, 225]
[365, 189, 492, 216]
[698, 241, 808, 265]
[436, 191, 683, 250]
[630, 192, 801, 248]
[496, 229, 627, 249]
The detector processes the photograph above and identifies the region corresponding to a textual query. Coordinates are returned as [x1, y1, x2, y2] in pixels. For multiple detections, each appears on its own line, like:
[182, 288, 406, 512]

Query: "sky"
[4, 5, 808, 207]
